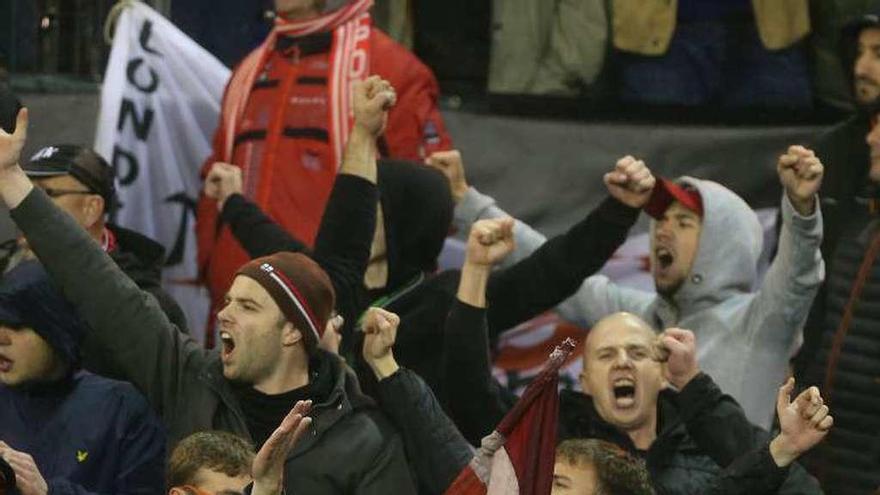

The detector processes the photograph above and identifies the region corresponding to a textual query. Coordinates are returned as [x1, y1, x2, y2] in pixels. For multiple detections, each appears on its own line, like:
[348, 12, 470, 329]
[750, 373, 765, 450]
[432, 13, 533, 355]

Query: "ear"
[83, 195, 105, 228]
[168, 488, 186, 495]
[660, 362, 671, 390]
[578, 371, 592, 397]
[281, 321, 302, 346]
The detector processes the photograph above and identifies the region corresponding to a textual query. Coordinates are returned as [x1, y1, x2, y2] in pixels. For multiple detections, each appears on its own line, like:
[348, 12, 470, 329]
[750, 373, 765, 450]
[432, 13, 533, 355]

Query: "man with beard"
[196, 0, 451, 338]
[794, 4, 880, 492]
[435, 149, 825, 431]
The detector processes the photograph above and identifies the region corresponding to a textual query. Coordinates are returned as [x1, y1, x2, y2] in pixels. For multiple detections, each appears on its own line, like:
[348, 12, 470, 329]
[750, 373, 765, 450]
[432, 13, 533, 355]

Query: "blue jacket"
[0, 370, 165, 495]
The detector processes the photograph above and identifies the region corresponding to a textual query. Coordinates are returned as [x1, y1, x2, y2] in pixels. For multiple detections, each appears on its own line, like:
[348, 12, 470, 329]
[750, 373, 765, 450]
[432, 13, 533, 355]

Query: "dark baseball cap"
[24, 144, 116, 209]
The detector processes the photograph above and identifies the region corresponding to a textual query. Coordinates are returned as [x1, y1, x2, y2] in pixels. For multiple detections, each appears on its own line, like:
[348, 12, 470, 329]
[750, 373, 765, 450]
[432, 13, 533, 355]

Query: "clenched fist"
[604, 156, 656, 209]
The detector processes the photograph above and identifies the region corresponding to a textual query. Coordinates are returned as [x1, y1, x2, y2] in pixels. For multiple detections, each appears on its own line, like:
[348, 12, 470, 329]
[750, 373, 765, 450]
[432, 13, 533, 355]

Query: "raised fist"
[465, 217, 515, 267]
[352, 76, 397, 138]
[657, 328, 699, 389]
[603, 156, 656, 209]
[361, 307, 401, 379]
[425, 150, 468, 204]
[777, 145, 823, 216]
[204, 162, 243, 211]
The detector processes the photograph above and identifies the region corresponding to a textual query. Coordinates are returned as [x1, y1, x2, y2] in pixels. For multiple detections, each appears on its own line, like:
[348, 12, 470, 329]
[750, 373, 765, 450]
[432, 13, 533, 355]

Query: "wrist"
[368, 355, 400, 381]
[452, 184, 468, 205]
[787, 192, 815, 216]
[0, 165, 34, 209]
[769, 434, 798, 467]
[672, 369, 700, 390]
[458, 260, 491, 308]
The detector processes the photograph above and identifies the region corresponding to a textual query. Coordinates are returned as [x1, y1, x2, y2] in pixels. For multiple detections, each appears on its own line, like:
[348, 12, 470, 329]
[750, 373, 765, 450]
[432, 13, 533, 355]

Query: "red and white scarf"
[220, 0, 373, 205]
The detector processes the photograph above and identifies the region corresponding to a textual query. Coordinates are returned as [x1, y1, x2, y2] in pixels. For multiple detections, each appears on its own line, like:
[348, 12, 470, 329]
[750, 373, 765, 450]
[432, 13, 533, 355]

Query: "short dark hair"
[167, 431, 255, 490]
[556, 439, 654, 495]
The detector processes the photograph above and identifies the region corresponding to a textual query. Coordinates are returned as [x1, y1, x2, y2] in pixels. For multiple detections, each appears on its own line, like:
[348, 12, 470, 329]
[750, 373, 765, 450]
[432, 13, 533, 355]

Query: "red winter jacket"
[196, 29, 451, 337]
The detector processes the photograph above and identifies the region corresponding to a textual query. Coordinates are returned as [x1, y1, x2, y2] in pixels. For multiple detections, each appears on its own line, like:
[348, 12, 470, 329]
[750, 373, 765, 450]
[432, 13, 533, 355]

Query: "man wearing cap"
[12, 144, 188, 334]
[0, 78, 417, 493]
[0, 261, 165, 495]
[440, 150, 824, 431]
[793, 4, 880, 491]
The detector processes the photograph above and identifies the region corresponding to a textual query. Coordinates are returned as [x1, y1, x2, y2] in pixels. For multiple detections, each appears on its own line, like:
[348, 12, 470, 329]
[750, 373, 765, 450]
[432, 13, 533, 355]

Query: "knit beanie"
[0, 261, 88, 367]
[236, 252, 335, 353]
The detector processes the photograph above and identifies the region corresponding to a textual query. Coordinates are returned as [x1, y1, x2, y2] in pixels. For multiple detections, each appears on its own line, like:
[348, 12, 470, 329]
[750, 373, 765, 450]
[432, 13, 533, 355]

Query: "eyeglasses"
[40, 187, 95, 198]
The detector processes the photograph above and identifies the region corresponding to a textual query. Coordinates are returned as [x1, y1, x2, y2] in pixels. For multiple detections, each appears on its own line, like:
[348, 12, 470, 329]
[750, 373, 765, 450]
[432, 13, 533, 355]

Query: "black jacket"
[12, 183, 417, 494]
[796, 114, 880, 493]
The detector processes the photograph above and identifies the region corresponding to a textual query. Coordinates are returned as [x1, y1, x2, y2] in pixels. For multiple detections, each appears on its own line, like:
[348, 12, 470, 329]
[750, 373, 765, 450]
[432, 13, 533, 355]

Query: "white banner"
[94, 1, 231, 341]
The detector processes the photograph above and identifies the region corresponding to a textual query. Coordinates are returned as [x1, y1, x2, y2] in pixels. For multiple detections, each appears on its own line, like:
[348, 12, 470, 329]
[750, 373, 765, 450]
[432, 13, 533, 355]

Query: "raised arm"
[444, 218, 520, 444]
[746, 145, 824, 347]
[0, 109, 202, 418]
[485, 156, 653, 335]
[362, 307, 474, 494]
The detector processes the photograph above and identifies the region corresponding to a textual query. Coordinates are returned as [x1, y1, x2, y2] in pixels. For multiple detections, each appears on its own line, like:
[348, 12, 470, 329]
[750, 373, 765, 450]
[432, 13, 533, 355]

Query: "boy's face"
[0, 325, 63, 386]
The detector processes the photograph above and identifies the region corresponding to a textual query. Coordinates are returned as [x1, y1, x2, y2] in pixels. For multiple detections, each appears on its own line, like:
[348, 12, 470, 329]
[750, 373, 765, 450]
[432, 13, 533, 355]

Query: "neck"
[88, 224, 104, 244]
[253, 348, 311, 395]
[626, 416, 658, 451]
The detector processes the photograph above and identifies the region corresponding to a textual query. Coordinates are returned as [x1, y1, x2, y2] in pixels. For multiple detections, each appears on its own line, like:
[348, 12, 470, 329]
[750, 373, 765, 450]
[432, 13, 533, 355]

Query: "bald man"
[442, 229, 830, 493]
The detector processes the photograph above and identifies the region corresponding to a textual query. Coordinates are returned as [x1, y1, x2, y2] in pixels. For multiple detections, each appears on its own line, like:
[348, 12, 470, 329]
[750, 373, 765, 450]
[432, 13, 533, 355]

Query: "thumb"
[777, 377, 794, 414]
[13, 108, 28, 142]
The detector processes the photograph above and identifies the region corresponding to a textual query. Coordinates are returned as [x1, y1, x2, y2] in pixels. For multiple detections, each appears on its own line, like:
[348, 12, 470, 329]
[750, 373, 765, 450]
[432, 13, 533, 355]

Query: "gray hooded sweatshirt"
[454, 177, 824, 429]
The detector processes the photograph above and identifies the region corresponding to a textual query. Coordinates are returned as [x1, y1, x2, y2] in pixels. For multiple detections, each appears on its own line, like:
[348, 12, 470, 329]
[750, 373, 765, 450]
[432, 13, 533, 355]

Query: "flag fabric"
[445, 339, 575, 495]
[94, 0, 231, 337]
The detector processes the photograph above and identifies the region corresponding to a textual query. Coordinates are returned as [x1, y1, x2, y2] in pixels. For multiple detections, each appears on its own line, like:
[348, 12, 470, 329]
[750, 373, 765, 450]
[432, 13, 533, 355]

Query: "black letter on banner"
[117, 99, 154, 141]
[112, 145, 140, 186]
[164, 192, 197, 266]
[139, 20, 161, 56]
[126, 58, 159, 93]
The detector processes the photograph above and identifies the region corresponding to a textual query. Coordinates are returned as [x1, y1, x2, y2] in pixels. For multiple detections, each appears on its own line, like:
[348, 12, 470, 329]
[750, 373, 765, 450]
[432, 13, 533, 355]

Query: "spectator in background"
[196, 0, 452, 340]
[611, 0, 812, 108]
[797, 4, 880, 492]
[436, 147, 824, 429]
[488, 0, 607, 96]
[8, 144, 188, 335]
[0, 261, 166, 495]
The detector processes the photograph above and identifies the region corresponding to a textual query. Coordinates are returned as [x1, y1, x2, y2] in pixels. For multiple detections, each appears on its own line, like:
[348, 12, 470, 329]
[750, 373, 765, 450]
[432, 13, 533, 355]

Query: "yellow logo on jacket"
[76, 450, 88, 463]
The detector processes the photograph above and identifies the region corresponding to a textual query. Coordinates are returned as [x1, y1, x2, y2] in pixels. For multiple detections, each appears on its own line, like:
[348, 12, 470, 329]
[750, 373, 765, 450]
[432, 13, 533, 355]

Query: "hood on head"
[839, 3, 880, 109]
[660, 177, 762, 312]
[377, 159, 453, 292]
[0, 260, 89, 367]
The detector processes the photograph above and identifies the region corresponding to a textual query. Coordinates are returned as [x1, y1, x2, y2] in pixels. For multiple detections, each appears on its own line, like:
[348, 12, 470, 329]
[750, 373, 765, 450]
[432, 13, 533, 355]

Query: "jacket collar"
[559, 388, 691, 458]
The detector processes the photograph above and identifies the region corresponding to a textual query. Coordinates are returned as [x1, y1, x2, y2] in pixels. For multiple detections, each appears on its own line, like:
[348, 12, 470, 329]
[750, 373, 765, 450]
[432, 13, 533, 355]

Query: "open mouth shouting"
[612, 377, 636, 409]
[654, 246, 674, 270]
[220, 331, 236, 361]
[0, 353, 13, 373]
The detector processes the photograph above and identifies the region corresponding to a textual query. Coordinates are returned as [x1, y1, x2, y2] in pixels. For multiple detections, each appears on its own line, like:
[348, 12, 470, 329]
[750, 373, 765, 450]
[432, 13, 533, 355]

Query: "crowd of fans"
[3, 0, 880, 494]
